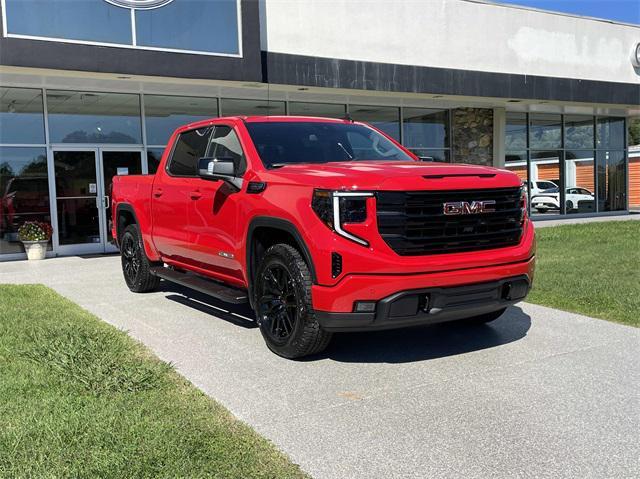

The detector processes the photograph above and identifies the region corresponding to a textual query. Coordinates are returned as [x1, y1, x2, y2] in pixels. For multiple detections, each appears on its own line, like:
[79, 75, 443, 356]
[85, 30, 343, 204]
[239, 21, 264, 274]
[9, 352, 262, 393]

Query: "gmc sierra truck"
[112, 116, 535, 358]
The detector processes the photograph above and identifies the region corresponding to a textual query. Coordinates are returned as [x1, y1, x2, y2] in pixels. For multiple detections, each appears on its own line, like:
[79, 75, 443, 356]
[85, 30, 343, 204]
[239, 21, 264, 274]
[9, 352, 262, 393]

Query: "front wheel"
[120, 224, 160, 293]
[255, 244, 332, 359]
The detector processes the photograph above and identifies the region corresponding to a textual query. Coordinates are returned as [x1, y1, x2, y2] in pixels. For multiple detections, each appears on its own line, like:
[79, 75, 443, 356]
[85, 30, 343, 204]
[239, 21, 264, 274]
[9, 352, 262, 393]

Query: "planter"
[22, 240, 49, 261]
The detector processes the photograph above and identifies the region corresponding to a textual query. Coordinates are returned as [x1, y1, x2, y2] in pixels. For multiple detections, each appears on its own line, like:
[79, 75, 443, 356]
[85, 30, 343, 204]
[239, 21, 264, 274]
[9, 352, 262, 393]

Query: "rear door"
[188, 124, 246, 283]
[151, 126, 213, 263]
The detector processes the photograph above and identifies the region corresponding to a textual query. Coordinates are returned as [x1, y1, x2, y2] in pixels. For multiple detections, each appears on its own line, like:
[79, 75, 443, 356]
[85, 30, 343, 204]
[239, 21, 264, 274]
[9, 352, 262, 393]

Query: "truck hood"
[263, 161, 522, 191]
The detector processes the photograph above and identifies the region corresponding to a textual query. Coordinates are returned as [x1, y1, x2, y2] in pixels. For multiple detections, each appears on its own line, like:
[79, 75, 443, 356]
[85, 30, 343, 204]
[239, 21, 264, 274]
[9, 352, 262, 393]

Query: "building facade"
[0, 0, 638, 260]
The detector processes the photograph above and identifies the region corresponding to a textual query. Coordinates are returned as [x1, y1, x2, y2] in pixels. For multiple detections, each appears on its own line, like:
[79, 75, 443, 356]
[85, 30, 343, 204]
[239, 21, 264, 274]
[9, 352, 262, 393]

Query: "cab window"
[167, 127, 212, 176]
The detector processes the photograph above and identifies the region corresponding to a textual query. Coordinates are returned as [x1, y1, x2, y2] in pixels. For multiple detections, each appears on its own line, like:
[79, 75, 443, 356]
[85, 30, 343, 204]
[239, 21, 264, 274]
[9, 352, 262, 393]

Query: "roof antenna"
[344, 112, 354, 122]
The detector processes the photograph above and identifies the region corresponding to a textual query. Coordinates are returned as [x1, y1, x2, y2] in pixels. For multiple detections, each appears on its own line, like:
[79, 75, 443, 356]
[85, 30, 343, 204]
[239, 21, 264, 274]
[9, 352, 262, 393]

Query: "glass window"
[564, 150, 595, 214]
[167, 127, 212, 176]
[349, 105, 400, 141]
[407, 148, 448, 162]
[244, 121, 412, 168]
[529, 151, 562, 215]
[403, 108, 449, 149]
[135, 0, 239, 54]
[506, 113, 527, 150]
[147, 148, 165, 175]
[530, 114, 561, 150]
[5, 0, 132, 44]
[47, 91, 142, 144]
[629, 118, 640, 147]
[144, 95, 218, 146]
[207, 126, 245, 175]
[597, 150, 627, 211]
[0, 147, 50, 255]
[597, 117, 625, 149]
[288, 102, 346, 119]
[0, 87, 45, 145]
[565, 115, 594, 150]
[221, 99, 286, 117]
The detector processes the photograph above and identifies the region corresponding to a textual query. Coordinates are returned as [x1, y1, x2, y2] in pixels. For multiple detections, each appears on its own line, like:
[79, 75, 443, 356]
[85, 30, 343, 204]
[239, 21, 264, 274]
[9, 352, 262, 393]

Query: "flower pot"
[22, 240, 49, 260]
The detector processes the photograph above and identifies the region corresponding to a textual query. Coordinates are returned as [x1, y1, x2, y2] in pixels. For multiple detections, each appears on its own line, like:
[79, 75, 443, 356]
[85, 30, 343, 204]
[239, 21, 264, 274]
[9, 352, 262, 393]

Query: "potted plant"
[18, 221, 53, 261]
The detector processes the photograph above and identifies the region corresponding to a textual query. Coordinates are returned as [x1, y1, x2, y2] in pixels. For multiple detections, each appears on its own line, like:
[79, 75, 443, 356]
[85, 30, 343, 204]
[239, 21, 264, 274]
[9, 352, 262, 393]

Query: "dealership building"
[0, 0, 638, 260]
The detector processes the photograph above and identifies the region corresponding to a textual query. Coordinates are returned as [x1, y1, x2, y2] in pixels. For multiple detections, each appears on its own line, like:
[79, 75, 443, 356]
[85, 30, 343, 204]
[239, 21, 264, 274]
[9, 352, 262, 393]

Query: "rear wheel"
[464, 308, 507, 324]
[120, 224, 160, 293]
[255, 244, 332, 359]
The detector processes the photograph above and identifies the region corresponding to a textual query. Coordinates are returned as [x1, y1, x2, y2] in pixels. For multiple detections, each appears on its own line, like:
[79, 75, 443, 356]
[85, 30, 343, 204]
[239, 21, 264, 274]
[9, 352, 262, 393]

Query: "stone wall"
[452, 108, 493, 166]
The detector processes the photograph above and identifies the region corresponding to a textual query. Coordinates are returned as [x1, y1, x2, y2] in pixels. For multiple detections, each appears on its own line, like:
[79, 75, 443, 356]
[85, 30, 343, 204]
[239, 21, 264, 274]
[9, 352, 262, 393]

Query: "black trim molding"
[262, 52, 640, 106]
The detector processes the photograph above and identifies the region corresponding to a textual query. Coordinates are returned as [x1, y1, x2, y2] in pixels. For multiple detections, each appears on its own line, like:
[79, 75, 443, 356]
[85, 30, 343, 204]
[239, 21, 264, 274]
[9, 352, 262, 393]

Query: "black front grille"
[376, 187, 524, 255]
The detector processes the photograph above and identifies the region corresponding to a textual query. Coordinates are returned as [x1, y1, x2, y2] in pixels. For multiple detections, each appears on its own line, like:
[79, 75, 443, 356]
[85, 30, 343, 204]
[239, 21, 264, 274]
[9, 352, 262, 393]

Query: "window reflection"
[529, 151, 562, 215]
[565, 116, 594, 150]
[288, 102, 346, 119]
[135, 0, 239, 54]
[403, 108, 449, 150]
[408, 148, 449, 162]
[5, 0, 132, 44]
[564, 150, 595, 214]
[147, 148, 165, 175]
[530, 114, 561, 150]
[144, 95, 218, 146]
[506, 113, 527, 150]
[47, 91, 142, 144]
[221, 99, 286, 117]
[0, 87, 45, 144]
[349, 105, 400, 141]
[597, 150, 626, 211]
[0, 147, 51, 254]
[597, 117, 625, 149]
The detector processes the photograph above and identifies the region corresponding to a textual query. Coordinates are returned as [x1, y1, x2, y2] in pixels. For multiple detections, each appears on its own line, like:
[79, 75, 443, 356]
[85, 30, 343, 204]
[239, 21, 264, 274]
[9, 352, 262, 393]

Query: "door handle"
[190, 190, 202, 200]
[153, 188, 163, 198]
[104, 196, 110, 209]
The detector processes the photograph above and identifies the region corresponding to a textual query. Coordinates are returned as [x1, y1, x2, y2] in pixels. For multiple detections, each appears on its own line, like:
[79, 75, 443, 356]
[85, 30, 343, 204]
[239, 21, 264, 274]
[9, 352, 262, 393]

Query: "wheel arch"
[115, 203, 139, 247]
[246, 217, 317, 309]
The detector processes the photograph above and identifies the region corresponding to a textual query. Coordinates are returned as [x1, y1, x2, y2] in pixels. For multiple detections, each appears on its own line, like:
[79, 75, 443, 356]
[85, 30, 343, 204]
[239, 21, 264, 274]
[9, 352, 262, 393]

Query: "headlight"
[312, 189, 373, 246]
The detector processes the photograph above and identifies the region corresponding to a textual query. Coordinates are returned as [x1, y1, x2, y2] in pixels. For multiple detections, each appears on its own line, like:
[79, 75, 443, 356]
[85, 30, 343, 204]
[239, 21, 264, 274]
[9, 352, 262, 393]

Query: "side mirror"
[198, 157, 236, 181]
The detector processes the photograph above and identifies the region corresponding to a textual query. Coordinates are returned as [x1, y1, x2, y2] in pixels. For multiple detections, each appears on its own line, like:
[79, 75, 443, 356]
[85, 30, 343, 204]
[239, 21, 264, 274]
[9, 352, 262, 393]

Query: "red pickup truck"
[112, 116, 535, 358]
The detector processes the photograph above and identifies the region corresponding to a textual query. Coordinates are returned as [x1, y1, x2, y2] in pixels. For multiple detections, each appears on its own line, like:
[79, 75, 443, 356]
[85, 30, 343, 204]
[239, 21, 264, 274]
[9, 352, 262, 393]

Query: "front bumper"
[313, 256, 535, 332]
[316, 274, 531, 332]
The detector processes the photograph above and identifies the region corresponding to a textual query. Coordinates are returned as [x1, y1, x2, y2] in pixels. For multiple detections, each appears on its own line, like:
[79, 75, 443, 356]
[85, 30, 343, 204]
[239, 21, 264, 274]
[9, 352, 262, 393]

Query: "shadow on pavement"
[159, 281, 257, 329]
[319, 306, 531, 364]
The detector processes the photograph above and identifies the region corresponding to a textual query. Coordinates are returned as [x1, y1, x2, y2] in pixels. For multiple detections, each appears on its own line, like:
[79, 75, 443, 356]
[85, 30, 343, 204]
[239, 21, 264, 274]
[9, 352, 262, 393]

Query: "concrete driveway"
[2, 255, 639, 479]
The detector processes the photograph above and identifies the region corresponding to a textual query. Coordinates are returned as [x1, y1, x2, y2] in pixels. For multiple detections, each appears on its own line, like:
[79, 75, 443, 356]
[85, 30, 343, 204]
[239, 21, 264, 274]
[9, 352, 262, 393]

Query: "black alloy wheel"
[258, 264, 299, 344]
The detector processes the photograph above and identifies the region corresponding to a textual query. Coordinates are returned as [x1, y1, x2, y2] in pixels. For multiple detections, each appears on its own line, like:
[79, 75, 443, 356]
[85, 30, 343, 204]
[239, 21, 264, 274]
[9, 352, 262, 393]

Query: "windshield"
[244, 121, 414, 168]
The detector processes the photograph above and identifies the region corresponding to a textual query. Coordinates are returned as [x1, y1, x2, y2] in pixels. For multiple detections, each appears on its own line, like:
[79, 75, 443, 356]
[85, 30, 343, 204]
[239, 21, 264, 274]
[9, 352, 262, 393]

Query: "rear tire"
[464, 308, 507, 324]
[120, 224, 160, 293]
[254, 244, 332, 359]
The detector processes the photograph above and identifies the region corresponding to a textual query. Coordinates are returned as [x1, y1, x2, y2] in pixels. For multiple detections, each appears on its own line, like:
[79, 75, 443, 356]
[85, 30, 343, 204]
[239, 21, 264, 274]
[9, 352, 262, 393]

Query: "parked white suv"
[531, 187, 594, 213]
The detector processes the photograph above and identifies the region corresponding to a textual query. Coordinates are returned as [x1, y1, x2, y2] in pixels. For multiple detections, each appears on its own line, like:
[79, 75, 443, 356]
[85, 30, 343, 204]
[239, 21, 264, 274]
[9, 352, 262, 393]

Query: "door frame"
[98, 147, 144, 252]
[49, 146, 144, 255]
[49, 146, 105, 256]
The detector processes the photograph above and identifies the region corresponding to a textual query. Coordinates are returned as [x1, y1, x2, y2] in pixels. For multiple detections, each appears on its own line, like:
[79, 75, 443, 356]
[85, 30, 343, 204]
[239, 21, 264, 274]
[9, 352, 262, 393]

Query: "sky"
[498, 0, 640, 25]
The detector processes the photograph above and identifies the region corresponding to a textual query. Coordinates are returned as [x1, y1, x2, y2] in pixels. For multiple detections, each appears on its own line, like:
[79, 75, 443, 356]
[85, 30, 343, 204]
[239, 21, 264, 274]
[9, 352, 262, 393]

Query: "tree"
[629, 118, 640, 147]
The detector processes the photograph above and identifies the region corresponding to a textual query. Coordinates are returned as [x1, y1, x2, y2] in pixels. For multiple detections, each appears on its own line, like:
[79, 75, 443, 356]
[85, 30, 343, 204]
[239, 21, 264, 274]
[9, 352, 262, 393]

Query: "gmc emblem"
[443, 200, 496, 215]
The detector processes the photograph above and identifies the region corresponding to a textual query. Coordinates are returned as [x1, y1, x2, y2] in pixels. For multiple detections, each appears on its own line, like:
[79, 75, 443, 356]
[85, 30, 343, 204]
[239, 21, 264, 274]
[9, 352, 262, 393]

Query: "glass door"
[52, 149, 104, 255]
[99, 149, 143, 252]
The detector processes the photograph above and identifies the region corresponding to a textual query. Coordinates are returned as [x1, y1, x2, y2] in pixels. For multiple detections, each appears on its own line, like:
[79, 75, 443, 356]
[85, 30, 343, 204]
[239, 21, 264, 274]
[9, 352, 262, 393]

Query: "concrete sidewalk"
[2, 256, 639, 479]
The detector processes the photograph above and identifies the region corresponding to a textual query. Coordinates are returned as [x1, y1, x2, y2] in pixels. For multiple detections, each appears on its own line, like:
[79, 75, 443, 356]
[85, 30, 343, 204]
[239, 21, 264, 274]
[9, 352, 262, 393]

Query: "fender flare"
[114, 203, 140, 247]
[246, 216, 317, 308]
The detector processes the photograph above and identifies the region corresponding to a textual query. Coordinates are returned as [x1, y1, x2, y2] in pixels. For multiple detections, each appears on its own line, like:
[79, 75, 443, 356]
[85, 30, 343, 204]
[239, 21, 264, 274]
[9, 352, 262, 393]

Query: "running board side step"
[150, 266, 248, 304]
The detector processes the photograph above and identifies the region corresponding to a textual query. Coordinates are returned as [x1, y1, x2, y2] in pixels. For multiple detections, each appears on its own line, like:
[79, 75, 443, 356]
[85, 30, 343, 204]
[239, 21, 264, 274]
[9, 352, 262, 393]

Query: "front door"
[52, 148, 142, 255]
[99, 149, 143, 252]
[53, 149, 104, 255]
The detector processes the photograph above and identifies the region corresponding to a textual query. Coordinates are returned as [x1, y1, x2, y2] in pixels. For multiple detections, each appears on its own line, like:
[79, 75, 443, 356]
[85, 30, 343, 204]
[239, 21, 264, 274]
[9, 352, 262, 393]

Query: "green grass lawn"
[528, 220, 640, 327]
[0, 284, 307, 478]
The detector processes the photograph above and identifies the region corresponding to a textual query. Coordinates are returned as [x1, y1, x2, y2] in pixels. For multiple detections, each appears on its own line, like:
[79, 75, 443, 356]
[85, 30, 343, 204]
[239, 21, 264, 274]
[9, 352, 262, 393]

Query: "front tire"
[120, 224, 160, 293]
[255, 244, 332, 359]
